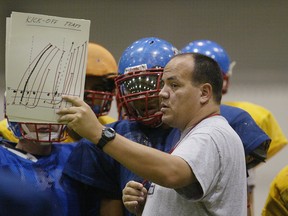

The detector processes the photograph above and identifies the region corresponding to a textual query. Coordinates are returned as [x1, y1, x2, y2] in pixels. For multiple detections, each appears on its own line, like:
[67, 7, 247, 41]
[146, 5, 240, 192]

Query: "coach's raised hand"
[57, 95, 104, 143]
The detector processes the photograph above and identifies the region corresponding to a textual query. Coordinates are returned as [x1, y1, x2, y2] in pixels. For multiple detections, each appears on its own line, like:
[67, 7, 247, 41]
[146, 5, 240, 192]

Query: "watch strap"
[97, 137, 108, 150]
[96, 127, 116, 150]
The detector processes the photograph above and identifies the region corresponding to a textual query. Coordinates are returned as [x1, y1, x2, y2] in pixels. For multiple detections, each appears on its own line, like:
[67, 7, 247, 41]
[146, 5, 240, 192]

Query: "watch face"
[103, 128, 116, 140]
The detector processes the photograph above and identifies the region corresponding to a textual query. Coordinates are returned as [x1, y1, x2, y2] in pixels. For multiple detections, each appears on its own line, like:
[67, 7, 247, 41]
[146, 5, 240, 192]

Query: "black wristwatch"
[97, 127, 116, 150]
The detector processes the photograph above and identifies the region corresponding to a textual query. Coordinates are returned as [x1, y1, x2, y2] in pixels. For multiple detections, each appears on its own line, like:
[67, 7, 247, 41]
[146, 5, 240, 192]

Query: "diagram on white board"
[5, 12, 90, 123]
[8, 41, 87, 109]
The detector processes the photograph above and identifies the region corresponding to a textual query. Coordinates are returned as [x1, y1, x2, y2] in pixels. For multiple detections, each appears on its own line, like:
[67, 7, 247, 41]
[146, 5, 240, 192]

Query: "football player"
[0, 115, 103, 215]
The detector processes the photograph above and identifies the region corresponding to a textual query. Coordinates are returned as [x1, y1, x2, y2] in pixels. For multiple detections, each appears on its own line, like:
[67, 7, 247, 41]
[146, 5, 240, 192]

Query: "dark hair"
[173, 53, 223, 104]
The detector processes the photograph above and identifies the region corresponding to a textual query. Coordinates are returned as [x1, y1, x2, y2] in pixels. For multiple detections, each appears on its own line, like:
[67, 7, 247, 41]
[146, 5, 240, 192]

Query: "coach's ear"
[199, 83, 212, 104]
[222, 75, 230, 94]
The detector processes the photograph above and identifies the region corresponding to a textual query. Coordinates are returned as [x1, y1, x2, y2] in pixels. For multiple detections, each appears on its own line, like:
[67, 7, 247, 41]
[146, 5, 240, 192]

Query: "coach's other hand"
[122, 181, 147, 216]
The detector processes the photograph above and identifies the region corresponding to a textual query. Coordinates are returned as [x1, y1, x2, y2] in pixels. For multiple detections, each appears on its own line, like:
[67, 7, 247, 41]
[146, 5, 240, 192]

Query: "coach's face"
[159, 56, 203, 131]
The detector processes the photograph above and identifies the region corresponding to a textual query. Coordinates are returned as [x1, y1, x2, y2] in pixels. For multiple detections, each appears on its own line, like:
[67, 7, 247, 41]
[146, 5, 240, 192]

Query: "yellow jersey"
[262, 165, 288, 216]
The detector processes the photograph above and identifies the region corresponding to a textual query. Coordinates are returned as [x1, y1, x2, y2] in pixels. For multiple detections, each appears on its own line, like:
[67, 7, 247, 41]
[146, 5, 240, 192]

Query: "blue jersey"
[0, 139, 100, 216]
[64, 121, 181, 216]
[64, 120, 180, 191]
[0, 170, 53, 216]
[64, 105, 270, 216]
[220, 105, 270, 155]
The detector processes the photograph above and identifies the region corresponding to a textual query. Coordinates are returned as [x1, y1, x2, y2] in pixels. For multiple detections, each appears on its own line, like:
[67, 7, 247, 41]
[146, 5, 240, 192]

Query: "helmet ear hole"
[7, 121, 22, 138]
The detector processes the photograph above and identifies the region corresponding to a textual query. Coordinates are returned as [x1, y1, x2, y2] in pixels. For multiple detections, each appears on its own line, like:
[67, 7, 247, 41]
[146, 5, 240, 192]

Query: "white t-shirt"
[142, 116, 247, 216]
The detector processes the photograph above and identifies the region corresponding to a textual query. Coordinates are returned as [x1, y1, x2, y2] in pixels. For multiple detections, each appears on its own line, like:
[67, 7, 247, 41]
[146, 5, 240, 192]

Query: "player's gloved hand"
[122, 180, 147, 216]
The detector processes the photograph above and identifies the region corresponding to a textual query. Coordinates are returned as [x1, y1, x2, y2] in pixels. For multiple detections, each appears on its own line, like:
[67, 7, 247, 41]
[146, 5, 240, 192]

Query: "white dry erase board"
[5, 12, 90, 123]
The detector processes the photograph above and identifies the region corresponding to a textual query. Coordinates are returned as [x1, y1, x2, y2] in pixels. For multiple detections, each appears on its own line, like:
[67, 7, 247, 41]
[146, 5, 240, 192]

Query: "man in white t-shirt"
[57, 53, 247, 216]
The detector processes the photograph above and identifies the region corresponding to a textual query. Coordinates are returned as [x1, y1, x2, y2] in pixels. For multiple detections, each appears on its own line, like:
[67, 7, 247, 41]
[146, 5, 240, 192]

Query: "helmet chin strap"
[139, 114, 163, 128]
[39, 142, 53, 146]
[21, 124, 60, 142]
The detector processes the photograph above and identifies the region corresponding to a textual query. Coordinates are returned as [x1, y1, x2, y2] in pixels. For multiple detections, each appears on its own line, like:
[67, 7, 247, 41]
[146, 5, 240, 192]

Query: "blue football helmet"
[118, 37, 178, 75]
[181, 40, 231, 75]
[116, 37, 178, 127]
[181, 40, 235, 94]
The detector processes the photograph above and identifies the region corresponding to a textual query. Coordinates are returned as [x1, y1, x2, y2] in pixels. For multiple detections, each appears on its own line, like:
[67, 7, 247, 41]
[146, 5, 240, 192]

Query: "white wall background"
[1, 1, 287, 215]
